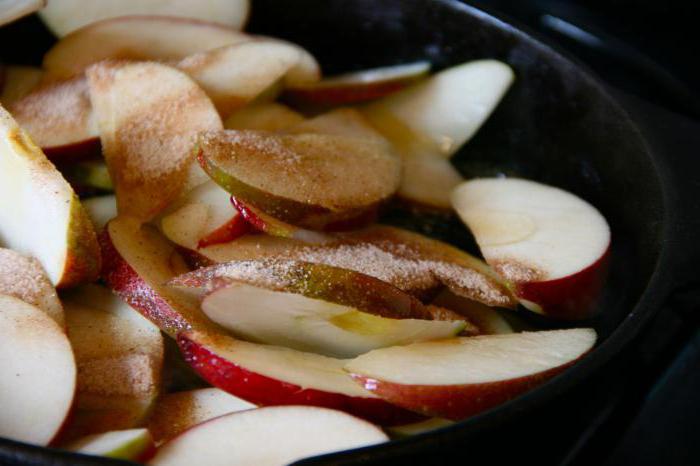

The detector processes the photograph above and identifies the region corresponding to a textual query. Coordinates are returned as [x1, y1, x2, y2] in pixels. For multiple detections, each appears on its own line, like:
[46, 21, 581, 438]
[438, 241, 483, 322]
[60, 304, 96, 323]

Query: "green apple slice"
[64, 428, 154, 461]
[0, 105, 100, 287]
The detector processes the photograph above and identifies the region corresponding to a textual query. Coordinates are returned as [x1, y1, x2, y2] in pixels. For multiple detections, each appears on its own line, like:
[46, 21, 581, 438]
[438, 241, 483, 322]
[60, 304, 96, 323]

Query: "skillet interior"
[0, 0, 666, 464]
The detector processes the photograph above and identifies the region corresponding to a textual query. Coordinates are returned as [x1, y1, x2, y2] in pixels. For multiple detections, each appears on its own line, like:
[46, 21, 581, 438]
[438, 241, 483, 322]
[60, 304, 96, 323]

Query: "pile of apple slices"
[0, 2, 614, 464]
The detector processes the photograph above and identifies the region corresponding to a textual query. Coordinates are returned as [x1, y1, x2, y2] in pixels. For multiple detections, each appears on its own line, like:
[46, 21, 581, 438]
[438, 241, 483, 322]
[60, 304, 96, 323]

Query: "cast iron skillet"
[1, 0, 698, 464]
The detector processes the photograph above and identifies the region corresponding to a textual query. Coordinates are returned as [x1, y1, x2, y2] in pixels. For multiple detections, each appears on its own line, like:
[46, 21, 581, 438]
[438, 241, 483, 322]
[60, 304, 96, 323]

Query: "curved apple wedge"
[196, 129, 400, 232]
[64, 428, 155, 462]
[178, 330, 422, 425]
[87, 61, 222, 221]
[452, 178, 611, 319]
[0, 248, 64, 327]
[149, 406, 388, 466]
[101, 216, 220, 337]
[0, 294, 76, 445]
[147, 388, 255, 446]
[431, 290, 513, 335]
[170, 259, 468, 358]
[346, 328, 596, 420]
[0, 65, 44, 108]
[0, 0, 43, 27]
[43, 16, 251, 80]
[399, 155, 464, 209]
[40, 0, 250, 37]
[224, 103, 304, 131]
[82, 195, 116, 232]
[9, 75, 100, 161]
[0, 106, 100, 287]
[284, 61, 431, 106]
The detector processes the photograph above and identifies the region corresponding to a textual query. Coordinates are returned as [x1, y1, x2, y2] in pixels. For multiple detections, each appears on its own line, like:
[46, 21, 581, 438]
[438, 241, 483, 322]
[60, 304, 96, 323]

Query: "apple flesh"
[178, 330, 422, 425]
[59, 159, 113, 194]
[147, 388, 256, 445]
[101, 216, 220, 337]
[63, 428, 155, 462]
[0, 0, 43, 27]
[0, 65, 44, 107]
[9, 75, 100, 161]
[0, 248, 64, 327]
[82, 195, 116, 232]
[284, 61, 430, 106]
[43, 15, 251, 80]
[398, 154, 463, 209]
[346, 328, 596, 420]
[0, 294, 76, 445]
[432, 289, 513, 335]
[224, 102, 304, 131]
[86, 60, 222, 221]
[149, 405, 388, 466]
[0, 106, 100, 287]
[452, 178, 611, 319]
[196, 130, 400, 232]
[40, 0, 250, 37]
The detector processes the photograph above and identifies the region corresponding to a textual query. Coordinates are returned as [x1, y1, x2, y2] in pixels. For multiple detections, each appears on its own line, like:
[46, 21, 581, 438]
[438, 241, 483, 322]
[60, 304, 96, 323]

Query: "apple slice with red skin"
[160, 181, 248, 250]
[224, 102, 304, 131]
[59, 284, 164, 442]
[149, 405, 388, 466]
[432, 289, 513, 335]
[452, 178, 611, 319]
[284, 61, 430, 106]
[147, 388, 256, 446]
[0, 65, 44, 107]
[43, 15, 251, 80]
[87, 60, 223, 221]
[63, 428, 155, 462]
[40, 0, 250, 37]
[178, 330, 422, 425]
[0, 105, 100, 287]
[9, 75, 100, 161]
[346, 328, 596, 420]
[0, 248, 64, 327]
[196, 129, 400, 233]
[0, 294, 76, 446]
[101, 216, 220, 337]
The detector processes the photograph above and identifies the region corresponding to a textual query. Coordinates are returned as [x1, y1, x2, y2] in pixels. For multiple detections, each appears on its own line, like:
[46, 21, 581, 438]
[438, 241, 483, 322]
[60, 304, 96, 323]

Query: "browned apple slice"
[147, 388, 256, 446]
[178, 330, 422, 425]
[0, 0, 44, 27]
[43, 16, 251, 80]
[431, 289, 513, 335]
[284, 61, 430, 106]
[178, 40, 319, 117]
[101, 216, 219, 337]
[0, 248, 64, 327]
[346, 328, 596, 420]
[58, 284, 164, 441]
[0, 105, 100, 287]
[40, 0, 250, 37]
[0, 65, 44, 107]
[8, 75, 100, 161]
[224, 103, 304, 131]
[0, 294, 76, 446]
[196, 130, 400, 232]
[195, 225, 516, 308]
[86, 60, 222, 221]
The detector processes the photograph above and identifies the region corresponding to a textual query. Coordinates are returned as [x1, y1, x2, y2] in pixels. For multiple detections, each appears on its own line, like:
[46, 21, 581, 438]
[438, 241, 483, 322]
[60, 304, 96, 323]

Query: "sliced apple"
[346, 328, 596, 420]
[432, 289, 513, 335]
[43, 15, 251, 80]
[452, 178, 611, 319]
[101, 216, 219, 337]
[147, 388, 256, 446]
[0, 0, 43, 27]
[63, 428, 155, 461]
[363, 59, 514, 158]
[59, 159, 113, 193]
[399, 155, 463, 209]
[160, 181, 248, 250]
[0, 65, 44, 108]
[178, 330, 421, 425]
[0, 294, 76, 445]
[0, 248, 64, 327]
[82, 195, 117, 232]
[149, 405, 388, 466]
[9, 75, 100, 160]
[224, 102, 304, 131]
[285, 61, 431, 106]
[387, 417, 454, 437]
[59, 284, 163, 440]
[0, 105, 100, 287]
[285, 107, 387, 143]
[86, 61, 222, 221]
[196, 130, 400, 232]
[178, 40, 318, 117]
[40, 0, 250, 37]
